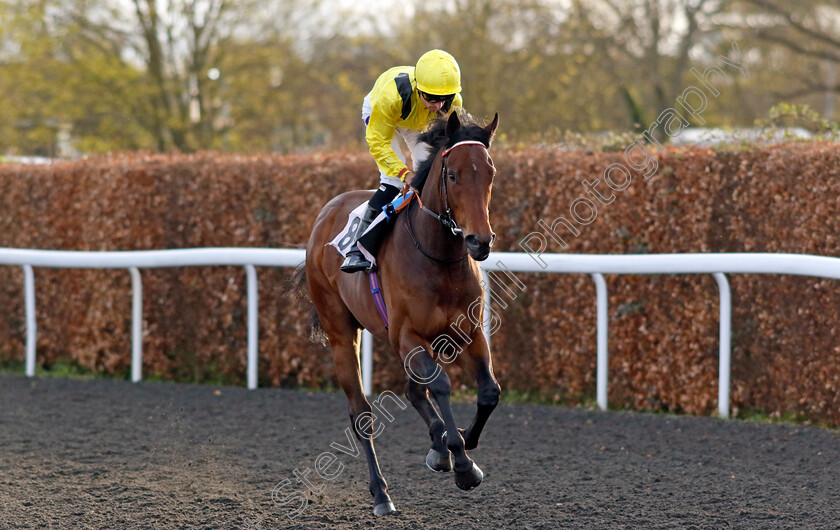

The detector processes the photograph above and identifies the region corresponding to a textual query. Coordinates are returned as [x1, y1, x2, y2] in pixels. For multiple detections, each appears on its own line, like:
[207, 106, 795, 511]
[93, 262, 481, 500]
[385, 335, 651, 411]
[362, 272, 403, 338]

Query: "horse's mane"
[411, 112, 492, 193]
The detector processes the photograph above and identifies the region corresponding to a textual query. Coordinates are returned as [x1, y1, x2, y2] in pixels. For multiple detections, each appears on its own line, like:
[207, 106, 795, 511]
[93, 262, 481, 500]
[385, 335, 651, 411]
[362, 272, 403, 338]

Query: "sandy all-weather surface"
[1, 374, 839, 529]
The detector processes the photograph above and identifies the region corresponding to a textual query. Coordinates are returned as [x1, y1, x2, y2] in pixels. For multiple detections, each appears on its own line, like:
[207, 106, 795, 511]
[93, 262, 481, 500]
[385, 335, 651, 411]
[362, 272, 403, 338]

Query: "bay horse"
[304, 111, 501, 515]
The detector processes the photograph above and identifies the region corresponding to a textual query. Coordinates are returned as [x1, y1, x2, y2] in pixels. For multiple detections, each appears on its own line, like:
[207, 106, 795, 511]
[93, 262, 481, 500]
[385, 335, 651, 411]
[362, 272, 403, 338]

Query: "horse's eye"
[448, 170, 456, 182]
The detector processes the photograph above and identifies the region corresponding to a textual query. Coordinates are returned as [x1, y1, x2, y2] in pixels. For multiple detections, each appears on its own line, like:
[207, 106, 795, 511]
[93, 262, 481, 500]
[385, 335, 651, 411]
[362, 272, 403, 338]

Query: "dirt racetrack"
[2, 374, 839, 529]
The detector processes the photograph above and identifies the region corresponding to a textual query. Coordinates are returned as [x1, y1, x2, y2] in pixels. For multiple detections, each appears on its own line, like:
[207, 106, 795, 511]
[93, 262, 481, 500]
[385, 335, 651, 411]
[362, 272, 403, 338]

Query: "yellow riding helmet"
[415, 50, 462, 96]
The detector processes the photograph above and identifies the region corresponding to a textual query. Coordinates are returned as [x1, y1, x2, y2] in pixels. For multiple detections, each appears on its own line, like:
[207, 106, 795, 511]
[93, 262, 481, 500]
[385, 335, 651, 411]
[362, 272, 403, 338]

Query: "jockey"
[341, 49, 463, 273]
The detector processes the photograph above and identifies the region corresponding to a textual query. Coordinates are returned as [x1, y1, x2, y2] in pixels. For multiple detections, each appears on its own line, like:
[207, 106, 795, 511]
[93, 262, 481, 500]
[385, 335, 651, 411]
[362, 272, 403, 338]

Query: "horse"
[303, 111, 501, 515]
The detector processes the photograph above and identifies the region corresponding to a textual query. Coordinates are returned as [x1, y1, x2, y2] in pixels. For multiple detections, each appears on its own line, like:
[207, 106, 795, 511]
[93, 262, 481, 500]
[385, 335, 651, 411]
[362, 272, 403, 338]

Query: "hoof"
[373, 501, 396, 516]
[425, 447, 452, 473]
[454, 462, 484, 491]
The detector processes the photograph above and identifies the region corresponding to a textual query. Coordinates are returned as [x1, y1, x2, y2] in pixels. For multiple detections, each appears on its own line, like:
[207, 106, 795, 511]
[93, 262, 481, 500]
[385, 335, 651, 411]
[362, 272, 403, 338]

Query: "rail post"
[362, 330, 373, 396]
[130, 267, 143, 383]
[713, 273, 732, 419]
[245, 265, 258, 390]
[23, 265, 36, 377]
[591, 273, 609, 411]
[481, 269, 493, 348]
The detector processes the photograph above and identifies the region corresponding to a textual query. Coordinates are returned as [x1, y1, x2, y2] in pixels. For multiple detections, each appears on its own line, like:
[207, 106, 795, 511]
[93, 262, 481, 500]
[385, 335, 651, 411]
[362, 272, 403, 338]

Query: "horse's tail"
[288, 261, 307, 297]
[287, 262, 328, 345]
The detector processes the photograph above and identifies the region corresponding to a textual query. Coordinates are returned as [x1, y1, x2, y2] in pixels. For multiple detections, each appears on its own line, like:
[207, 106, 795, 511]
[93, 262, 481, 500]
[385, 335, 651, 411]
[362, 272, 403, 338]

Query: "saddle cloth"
[327, 201, 389, 267]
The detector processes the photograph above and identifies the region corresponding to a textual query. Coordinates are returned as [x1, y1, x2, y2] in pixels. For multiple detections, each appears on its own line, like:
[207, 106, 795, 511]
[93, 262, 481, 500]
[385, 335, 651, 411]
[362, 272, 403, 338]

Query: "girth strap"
[369, 271, 388, 329]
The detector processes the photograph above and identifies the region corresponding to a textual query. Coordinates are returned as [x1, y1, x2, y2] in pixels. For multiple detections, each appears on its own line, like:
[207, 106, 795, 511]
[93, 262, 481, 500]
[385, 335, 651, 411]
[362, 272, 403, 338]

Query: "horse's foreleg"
[458, 334, 501, 450]
[402, 336, 483, 491]
[332, 331, 395, 516]
[405, 379, 451, 472]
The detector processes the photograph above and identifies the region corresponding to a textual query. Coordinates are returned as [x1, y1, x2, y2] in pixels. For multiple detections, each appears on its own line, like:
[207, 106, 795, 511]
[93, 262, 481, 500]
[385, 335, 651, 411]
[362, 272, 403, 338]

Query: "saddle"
[328, 189, 417, 268]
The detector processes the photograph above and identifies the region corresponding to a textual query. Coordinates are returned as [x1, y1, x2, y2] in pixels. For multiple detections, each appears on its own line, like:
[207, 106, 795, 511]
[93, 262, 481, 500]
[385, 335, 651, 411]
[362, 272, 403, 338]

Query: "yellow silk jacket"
[365, 66, 463, 180]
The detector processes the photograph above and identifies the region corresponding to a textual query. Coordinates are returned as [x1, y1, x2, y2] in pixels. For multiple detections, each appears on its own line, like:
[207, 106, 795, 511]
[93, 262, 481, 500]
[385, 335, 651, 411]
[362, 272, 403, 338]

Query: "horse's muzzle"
[465, 233, 494, 261]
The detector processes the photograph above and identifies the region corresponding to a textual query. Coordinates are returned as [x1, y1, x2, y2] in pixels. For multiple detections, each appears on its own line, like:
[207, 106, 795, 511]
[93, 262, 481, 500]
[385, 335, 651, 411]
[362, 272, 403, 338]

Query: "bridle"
[419, 140, 489, 237]
[404, 140, 491, 264]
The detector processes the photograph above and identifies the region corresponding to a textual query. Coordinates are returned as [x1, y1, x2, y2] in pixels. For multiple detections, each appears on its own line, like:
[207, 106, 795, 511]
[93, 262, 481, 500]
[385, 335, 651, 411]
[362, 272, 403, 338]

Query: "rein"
[403, 140, 489, 265]
[404, 198, 468, 264]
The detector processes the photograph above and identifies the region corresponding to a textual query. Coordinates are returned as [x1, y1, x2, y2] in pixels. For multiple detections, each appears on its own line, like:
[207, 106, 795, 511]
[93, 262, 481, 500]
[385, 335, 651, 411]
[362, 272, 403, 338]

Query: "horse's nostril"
[490, 233, 496, 246]
[465, 235, 480, 248]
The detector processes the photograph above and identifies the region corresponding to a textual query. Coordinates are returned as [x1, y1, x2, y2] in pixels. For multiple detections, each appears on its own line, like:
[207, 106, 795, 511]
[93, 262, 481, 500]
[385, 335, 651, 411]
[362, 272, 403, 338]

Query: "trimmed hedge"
[1, 144, 839, 424]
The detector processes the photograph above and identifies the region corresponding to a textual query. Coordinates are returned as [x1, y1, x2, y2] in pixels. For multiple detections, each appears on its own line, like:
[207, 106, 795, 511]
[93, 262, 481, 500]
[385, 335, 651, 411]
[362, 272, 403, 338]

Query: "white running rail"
[3, 248, 839, 419]
[481, 252, 840, 418]
[1, 248, 305, 390]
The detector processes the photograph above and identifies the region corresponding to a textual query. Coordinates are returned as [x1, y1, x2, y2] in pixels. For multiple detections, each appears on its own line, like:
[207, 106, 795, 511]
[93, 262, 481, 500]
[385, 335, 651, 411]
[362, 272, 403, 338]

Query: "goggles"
[419, 91, 455, 104]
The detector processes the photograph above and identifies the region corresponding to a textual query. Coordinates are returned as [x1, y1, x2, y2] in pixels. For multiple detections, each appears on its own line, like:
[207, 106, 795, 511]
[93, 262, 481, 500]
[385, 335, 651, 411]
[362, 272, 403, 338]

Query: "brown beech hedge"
[1, 144, 839, 424]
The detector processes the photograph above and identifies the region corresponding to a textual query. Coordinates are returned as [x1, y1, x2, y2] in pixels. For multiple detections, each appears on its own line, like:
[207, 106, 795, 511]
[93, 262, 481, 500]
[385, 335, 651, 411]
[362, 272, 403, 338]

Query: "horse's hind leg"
[331, 332, 395, 515]
[405, 379, 451, 472]
[402, 334, 483, 491]
[311, 286, 396, 515]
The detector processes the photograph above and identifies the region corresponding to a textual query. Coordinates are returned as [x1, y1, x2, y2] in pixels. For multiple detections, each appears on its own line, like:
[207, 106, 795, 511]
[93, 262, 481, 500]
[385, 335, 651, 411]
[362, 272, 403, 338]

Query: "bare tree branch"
[755, 29, 840, 63]
[744, 0, 840, 51]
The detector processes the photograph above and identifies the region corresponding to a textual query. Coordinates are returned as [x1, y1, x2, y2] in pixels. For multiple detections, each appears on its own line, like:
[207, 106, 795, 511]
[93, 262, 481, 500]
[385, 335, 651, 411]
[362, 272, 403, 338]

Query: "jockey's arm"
[366, 101, 410, 181]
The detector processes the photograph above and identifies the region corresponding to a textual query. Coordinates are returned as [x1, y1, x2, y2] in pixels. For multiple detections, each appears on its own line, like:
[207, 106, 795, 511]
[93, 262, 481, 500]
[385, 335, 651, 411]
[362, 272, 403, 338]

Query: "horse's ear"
[487, 113, 499, 140]
[446, 111, 461, 137]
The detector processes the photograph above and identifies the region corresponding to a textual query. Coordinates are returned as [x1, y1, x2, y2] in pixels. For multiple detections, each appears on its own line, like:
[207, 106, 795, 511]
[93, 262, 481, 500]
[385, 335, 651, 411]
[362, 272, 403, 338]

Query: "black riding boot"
[340, 204, 380, 273]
